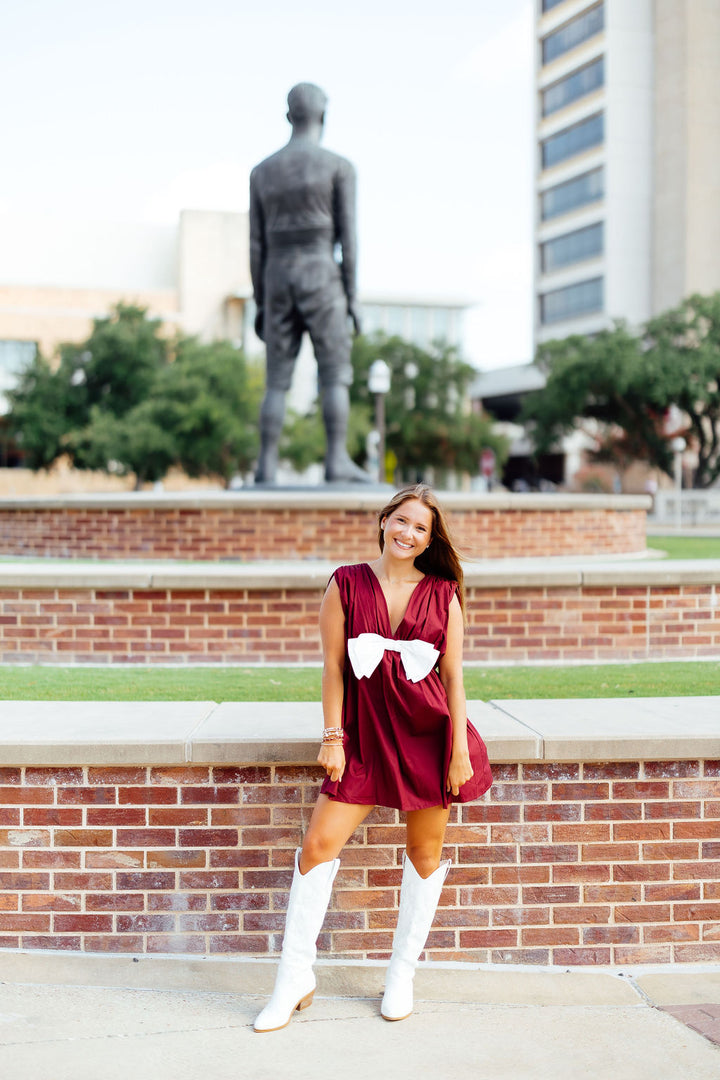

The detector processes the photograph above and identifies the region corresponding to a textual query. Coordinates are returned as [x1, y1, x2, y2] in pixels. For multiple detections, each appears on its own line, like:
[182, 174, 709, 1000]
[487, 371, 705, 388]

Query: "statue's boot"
[325, 451, 375, 484]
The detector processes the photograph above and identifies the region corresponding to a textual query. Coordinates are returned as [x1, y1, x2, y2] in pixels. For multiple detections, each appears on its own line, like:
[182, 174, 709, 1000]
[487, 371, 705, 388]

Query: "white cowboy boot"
[381, 852, 451, 1022]
[254, 849, 340, 1033]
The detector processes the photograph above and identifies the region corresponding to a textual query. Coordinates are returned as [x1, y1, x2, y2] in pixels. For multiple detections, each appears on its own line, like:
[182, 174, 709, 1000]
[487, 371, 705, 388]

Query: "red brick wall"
[0, 505, 647, 561]
[1, 582, 718, 664]
[1, 761, 718, 965]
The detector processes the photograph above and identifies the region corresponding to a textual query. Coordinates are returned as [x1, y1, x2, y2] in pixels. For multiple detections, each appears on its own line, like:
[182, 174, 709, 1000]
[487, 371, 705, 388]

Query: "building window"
[541, 112, 603, 169]
[0, 340, 37, 414]
[540, 166, 604, 220]
[542, 56, 604, 116]
[542, 0, 568, 11]
[540, 277, 604, 324]
[386, 307, 406, 337]
[541, 222, 604, 273]
[410, 307, 431, 348]
[360, 304, 383, 335]
[432, 308, 450, 343]
[542, 3, 604, 65]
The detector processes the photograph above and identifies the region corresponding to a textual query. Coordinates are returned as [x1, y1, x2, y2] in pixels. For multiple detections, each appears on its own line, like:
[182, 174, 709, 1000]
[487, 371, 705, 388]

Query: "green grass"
[1, 661, 718, 701]
[646, 536, 720, 559]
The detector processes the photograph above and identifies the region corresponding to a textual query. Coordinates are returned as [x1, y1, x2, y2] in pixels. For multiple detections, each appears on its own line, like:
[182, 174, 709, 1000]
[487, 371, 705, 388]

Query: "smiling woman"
[253, 484, 493, 1033]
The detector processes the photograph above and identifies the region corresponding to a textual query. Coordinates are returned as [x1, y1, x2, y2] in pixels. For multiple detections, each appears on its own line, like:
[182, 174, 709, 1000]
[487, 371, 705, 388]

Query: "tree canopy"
[281, 333, 508, 482]
[8, 307, 507, 486]
[6, 304, 262, 487]
[522, 292, 720, 489]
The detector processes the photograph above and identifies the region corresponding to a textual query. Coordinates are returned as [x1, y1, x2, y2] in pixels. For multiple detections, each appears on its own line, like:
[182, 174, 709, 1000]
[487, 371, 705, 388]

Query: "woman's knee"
[405, 843, 443, 879]
[300, 830, 338, 870]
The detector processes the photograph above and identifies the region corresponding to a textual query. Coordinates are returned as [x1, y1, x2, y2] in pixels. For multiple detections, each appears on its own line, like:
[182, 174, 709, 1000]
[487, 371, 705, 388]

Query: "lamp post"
[368, 359, 391, 484]
[670, 436, 686, 531]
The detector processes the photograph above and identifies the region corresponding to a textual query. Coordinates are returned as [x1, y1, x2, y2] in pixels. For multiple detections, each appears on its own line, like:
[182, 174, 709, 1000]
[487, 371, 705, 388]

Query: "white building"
[0, 210, 471, 419]
[535, 0, 720, 346]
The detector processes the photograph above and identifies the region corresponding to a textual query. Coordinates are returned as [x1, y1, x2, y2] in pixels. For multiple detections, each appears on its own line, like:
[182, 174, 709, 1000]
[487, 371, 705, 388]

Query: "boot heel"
[297, 990, 314, 1012]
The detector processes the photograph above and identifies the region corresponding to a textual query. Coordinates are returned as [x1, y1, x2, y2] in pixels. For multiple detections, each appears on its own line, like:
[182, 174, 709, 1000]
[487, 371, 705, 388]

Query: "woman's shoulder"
[426, 574, 458, 601]
[332, 562, 368, 579]
[331, 563, 370, 590]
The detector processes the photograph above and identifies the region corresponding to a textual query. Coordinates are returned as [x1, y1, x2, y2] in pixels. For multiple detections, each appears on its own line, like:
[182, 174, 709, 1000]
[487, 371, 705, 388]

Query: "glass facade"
[541, 112, 604, 168]
[539, 277, 604, 324]
[540, 167, 604, 220]
[542, 56, 604, 116]
[542, 3, 604, 64]
[542, 0, 568, 11]
[360, 304, 461, 349]
[541, 221, 603, 272]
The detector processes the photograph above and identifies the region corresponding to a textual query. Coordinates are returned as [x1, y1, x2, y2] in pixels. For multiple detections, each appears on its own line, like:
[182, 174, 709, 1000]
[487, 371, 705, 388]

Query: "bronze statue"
[250, 83, 371, 484]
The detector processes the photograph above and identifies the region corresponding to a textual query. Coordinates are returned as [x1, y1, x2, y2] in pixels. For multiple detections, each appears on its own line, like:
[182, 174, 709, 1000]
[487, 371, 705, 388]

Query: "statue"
[249, 83, 372, 484]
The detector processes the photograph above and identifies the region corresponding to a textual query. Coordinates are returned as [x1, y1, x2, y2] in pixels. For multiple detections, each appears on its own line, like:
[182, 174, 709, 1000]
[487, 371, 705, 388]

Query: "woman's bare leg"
[299, 794, 374, 873]
[404, 805, 451, 878]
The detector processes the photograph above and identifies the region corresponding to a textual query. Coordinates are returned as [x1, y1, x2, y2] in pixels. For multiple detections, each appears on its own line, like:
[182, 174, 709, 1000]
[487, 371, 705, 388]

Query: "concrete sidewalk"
[1, 961, 719, 1080]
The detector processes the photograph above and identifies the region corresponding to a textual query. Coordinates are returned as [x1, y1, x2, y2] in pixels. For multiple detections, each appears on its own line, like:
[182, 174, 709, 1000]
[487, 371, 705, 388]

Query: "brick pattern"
[1, 582, 718, 664]
[0, 762, 718, 965]
[0, 506, 647, 561]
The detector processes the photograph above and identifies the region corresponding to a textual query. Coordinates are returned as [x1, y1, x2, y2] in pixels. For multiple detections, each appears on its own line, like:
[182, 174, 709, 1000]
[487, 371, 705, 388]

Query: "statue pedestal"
[0, 491, 651, 562]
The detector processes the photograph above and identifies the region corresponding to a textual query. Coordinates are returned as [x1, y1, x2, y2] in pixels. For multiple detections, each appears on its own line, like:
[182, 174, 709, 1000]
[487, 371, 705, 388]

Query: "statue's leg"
[321, 383, 373, 483]
[303, 263, 373, 484]
[255, 388, 287, 484]
[255, 267, 302, 485]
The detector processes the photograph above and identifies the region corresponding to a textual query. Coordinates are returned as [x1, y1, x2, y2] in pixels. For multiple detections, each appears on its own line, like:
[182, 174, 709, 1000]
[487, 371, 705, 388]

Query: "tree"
[278, 334, 507, 481]
[167, 337, 263, 485]
[643, 293, 720, 489]
[522, 292, 720, 489]
[522, 323, 674, 477]
[350, 334, 508, 481]
[68, 403, 179, 488]
[6, 303, 171, 475]
[60, 303, 167, 420]
[6, 304, 263, 487]
[5, 353, 71, 470]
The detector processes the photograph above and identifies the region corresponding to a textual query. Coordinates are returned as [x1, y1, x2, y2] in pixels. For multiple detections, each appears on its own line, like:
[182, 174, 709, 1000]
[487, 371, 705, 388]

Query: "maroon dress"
[320, 563, 493, 811]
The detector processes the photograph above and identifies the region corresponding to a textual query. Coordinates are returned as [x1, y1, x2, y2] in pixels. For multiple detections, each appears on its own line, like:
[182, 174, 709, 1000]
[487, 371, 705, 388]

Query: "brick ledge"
[0, 491, 652, 512]
[1, 557, 719, 590]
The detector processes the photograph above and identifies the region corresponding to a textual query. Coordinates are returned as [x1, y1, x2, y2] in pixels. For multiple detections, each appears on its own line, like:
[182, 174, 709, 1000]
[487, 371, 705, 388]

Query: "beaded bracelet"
[321, 726, 344, 744]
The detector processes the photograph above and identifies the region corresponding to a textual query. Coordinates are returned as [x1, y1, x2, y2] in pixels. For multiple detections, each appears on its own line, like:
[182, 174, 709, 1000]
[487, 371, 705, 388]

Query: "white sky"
[1, 0, 535, 369]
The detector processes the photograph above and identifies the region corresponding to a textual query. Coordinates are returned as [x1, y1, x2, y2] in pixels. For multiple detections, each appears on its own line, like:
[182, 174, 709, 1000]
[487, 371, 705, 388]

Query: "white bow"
[347, 633, 440, 683]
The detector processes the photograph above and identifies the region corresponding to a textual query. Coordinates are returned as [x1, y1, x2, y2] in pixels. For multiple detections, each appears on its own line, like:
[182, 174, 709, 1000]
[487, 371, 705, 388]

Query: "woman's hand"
[446, 749, 473, 797]
[318, 742, 346, 784]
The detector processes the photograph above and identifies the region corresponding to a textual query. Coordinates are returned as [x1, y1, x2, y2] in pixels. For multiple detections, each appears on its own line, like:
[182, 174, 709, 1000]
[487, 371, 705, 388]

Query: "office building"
[535, 0, 720, 346]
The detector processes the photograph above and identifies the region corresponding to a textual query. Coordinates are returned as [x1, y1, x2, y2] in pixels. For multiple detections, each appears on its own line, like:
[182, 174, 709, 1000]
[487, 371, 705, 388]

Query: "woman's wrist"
[321, 726, 344, 745]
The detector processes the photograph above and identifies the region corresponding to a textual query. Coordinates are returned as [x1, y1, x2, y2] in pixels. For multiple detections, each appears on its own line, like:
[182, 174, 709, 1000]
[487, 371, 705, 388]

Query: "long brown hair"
[377, 484, 465, 612]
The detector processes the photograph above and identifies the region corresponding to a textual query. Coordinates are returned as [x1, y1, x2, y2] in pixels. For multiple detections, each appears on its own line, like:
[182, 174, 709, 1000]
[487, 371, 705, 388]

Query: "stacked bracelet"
[321, 726, 344, 745]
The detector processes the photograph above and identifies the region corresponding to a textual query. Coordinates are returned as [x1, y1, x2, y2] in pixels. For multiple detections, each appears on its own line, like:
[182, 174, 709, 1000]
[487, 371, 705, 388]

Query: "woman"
[254, 485, 493, 1032]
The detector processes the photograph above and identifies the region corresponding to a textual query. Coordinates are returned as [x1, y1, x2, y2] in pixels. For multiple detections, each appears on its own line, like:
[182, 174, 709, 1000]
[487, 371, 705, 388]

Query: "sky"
[1, 0, 535, 369]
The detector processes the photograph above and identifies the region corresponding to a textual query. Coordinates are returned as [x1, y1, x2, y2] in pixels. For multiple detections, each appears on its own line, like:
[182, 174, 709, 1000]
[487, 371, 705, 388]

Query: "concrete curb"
[1, 697, 719, 765]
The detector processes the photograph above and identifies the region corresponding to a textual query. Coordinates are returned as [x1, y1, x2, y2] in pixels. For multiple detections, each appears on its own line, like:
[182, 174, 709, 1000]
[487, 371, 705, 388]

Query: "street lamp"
[670, 436, 686, 531]
[368, 359, 391, 484]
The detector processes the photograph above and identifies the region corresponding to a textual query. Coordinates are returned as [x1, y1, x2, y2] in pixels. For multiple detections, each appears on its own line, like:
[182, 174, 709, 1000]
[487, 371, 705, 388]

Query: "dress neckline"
[363, 563, 430, 637]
